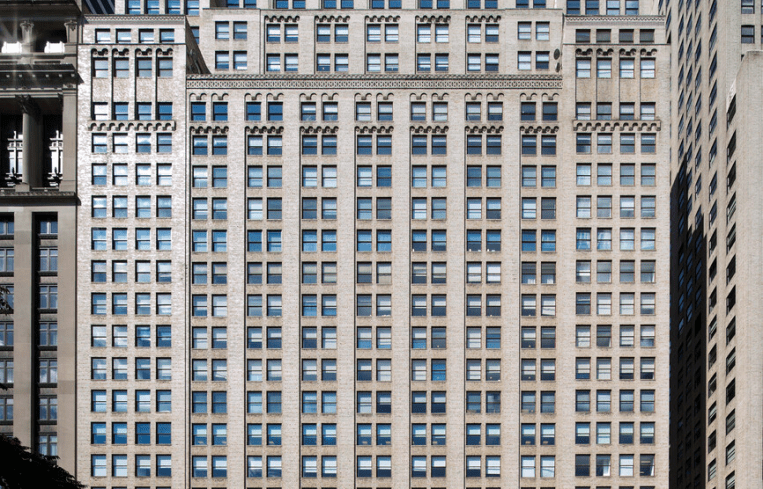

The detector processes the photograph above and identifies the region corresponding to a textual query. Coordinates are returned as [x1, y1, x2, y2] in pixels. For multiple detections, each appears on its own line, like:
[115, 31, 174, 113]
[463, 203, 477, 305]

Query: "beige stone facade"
[4, 0, 670, 487]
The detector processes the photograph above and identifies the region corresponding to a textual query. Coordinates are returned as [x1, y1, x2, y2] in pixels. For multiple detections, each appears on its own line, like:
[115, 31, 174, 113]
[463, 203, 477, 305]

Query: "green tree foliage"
[0, 435, 84, 489]
[0, 284, 11, 315]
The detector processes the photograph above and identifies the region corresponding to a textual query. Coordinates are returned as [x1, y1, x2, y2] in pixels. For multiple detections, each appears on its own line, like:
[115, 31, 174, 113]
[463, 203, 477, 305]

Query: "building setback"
[3, 0, 670, 488]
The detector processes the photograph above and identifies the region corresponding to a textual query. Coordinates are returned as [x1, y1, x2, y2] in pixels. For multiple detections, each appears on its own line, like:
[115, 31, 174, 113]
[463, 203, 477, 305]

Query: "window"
[641, 58, 655, 78]
[641, 133, 656, 153]
[512, 51, 531, 72]
[742, 25, 755, 43]
[536, 51, 549, 70]
[577, 58, 591, 77]
[216, 22, 230, 40]
[154, 57, 172, 77]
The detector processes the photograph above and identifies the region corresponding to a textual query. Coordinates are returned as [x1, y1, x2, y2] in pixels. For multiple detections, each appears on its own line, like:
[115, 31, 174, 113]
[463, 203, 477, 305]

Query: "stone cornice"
[187, 74, 562, 90]
[0, 63, 79, 91]
[0, 190, 78, 205]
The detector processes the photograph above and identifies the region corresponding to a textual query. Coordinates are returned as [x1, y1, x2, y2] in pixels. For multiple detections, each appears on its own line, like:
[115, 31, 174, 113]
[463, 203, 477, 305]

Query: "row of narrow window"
[125, 0, 638, 13]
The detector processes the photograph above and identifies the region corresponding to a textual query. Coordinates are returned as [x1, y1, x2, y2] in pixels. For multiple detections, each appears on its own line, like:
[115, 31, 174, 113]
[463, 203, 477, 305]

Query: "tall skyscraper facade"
[663, 1, 763, 488]
[4, 0, 670, 487]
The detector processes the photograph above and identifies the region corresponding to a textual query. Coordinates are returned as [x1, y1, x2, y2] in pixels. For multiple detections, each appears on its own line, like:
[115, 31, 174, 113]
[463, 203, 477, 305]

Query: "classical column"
[63, 20, 78, 55]
[19, 21, 33, 54]
[59, 93, 76, 192]
[16, 96, 42, 191]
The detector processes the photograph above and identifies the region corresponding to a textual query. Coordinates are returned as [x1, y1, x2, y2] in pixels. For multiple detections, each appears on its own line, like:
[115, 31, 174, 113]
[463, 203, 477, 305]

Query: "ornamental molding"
[564, 15, 665, 24]
[314, 14, 349, 22]
[300, 92, 340, 101]
[465, 125, 503, 134]
[0, 83, 77, 92]
[411, 125, 448, 134]
[245, 125, 284, 135]
[465, 14, 501, 22]
[407, 92, 449, 102]
[264, 15, 300, 22]
[89, 121, 176, 132]
[519, 92, 559, 101]
[300, 126, 339, 134]
[464, 92, 505, 101]
[355, 92, 395, 101]
[189, 125, 229, 135]
[365, 14, 400, 22]
[520, 125, 559, 134]
[355, 125, 394, 134]
[0, 190, 79, 205]
[573, 120, 661, 132]
[416, 15, 450, 23]
[187, 74, 562, 90]
[84, 14, 187, 23]
[0, 63, 79, 91]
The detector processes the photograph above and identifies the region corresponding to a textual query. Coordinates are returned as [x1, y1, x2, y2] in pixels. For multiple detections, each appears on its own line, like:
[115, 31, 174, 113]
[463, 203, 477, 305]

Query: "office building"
[0, 0, 81, 474]
[664, 0, 763, 488]
[5, 0, 671, 487]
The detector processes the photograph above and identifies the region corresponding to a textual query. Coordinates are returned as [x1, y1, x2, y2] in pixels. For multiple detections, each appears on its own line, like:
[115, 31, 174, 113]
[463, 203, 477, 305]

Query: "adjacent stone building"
[0, 0, 81, 473]
[664, 0, 763, 488]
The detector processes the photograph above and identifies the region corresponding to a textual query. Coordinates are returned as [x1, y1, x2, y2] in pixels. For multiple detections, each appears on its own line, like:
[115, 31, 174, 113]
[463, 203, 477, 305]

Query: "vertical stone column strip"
[59, 93, 78, 193]
[57, 205, 77, 474]
[18, 96, 42, 191]
[11, 210, 33, 448]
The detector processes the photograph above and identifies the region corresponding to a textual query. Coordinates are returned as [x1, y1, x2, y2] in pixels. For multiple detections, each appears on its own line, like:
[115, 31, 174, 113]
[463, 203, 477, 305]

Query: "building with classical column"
[0, 0, 81, 474]
[5, 0, 671, 487]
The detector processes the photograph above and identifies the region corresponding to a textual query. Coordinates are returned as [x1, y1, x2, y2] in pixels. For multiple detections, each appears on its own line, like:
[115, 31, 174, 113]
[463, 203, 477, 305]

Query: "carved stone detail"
[573, 120, 662, 132]
[245, 126, 285, 135]
[188, 74, 562, 90]
[88, 121, 176, 132]
[521, 125, 560, 134]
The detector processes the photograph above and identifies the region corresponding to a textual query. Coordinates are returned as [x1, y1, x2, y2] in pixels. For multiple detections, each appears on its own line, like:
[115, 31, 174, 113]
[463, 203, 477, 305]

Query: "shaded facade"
[0, 0, 81, 474]
[663, 0, 763, 487]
